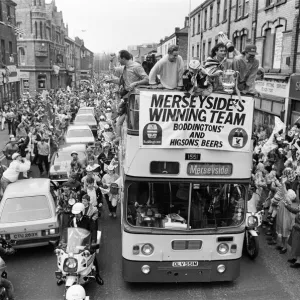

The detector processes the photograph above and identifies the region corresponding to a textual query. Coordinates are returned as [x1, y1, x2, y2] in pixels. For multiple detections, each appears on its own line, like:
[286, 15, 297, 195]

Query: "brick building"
[14, 0, 68, 93]
[0, 0, 21, 107]
[156, 18, 189, 66]
[74, 37, 94, 84]
[189, 0, 300, 131]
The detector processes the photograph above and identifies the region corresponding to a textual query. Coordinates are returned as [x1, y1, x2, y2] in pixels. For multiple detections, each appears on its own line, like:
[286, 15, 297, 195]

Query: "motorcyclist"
[0, 242, 15, 300]
[69, 203, 103, 285]
[65, 284, 88, 300]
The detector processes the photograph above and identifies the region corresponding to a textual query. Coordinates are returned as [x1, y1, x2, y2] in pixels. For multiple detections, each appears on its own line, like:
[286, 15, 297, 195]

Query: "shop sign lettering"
[255, 80, 288, 98]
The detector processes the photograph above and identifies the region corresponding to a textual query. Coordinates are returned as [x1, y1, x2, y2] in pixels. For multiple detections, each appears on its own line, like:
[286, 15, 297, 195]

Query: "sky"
[49, 0, 203, 53]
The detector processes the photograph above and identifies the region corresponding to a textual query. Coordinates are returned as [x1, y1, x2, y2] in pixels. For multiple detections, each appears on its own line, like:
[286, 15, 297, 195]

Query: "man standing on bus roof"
[232, 44, 259, 94]
[149, 45, 184, 90]
[106, 50, 149, 95]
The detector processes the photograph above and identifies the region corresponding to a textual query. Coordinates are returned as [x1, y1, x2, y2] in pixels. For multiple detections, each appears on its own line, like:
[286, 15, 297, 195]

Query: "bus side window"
[127, 94, 140, 133]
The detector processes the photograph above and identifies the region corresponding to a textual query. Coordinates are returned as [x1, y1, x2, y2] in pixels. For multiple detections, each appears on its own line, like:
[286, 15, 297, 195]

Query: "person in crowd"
[81, 165, 101, 190]
[62, 172, 82, 193]
[80, 177, 103, 210]
[0, 152, 31, 192]
[70, 161, 84, 182]
[98, 142, 114, 174]
[232, 44, 259, 94]
[149, 45, 184, 89]
[5, 108, 15, 136]
[81, 194, 100, 222]
[37, 137, 50, 176]
[101, 165, 120, 218]
[3, 137, 19, 167]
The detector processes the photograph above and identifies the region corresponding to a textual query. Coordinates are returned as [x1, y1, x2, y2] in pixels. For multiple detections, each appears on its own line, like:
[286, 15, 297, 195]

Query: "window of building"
[33, 0, 36, 6]
[263, 28, 274, 70]
[215, 36, 219, 46]
[236, 0, 242, 18]
[197, 44, 200, 58]
[197, 13, 200, 33]
[35, 22, 38, 39]
[233, 35, 241, 53]
[192, 45, 195, 58]
[202, 42, 206, 62]
[44, 24, 47, 39]
[208, 41, 212, 57]
[204, 9, 207, 30]
[223, 0, 227, 21]
[241, 34, 247, 52]
[39, 0, 42, 5]
[19, 47, 25, 65]
[273, 26, 284, 69]
[8, 41, 12, 56]
[244, 0, 250, 15]
[192, 17, 195, 36]
[266, 0, 274, 6]
[0, 2, 2, 22]
[40, 22, 43, 39]
[216, 1, 220, 24]
[6, 5, 10, 19]
[1, 40, 5, 64]
[38, 74, 46, 89]
[209, 5, 213, 28]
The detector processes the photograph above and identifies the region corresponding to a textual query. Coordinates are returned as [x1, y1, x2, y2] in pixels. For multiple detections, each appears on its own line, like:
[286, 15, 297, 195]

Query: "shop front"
[254, 78, 289, 136]
[288, 74, 300, 126]
[19, 71, 30, 94]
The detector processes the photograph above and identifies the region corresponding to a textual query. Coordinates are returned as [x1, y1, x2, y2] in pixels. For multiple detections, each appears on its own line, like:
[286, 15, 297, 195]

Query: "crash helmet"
[99, 115, 106, 121]
[189, 59, 201, 71]
[71, 151, 78, 157]
[72, 202, 85, 215]
[65, 284, 86, 300]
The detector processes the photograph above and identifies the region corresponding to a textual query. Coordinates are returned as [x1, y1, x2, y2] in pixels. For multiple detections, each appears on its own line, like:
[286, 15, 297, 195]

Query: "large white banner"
[139, 91, 254, 152]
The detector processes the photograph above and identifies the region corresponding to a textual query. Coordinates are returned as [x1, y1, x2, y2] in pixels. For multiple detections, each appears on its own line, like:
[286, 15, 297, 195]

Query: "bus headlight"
[141, 265, 151, 274]
[247, 215, 258, 228]
[217, 243, 229, 254]
[141, 243, 154, 256]
[217, 264, 226, 273]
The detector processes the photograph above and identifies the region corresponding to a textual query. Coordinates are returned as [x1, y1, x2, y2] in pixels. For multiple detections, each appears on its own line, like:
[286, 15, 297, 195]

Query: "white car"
[74, 113, 98, 133]
[77, 107, 95, 116]
[0, 179, 60, 249]
[65, 125, 95, 145]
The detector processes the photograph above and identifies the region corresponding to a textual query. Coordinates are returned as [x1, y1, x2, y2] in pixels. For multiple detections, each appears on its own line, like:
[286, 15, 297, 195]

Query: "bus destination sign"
[187, 163, 233, 176]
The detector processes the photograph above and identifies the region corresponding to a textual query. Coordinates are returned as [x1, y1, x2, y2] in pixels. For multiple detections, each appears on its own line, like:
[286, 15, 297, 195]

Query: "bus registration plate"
[172, 261, 198, 267]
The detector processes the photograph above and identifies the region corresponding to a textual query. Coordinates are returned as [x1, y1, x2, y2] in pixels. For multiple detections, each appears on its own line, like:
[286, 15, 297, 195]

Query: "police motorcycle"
[0, 239, 15, 300]
[244, 186, 264, 259]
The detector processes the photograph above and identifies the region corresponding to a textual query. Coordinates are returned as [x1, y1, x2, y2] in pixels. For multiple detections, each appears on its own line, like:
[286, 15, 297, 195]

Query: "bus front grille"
[172, 240, 202, 250]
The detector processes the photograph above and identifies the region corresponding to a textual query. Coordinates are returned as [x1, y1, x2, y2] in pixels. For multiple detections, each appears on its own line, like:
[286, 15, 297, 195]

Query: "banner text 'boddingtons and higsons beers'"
[139, 91, 254, 152]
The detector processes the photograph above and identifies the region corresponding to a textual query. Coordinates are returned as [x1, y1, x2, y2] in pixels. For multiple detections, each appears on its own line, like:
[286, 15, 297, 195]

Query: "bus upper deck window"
[127, 94, 140, 134]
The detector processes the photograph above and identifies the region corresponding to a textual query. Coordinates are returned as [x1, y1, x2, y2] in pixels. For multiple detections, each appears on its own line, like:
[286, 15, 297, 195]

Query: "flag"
[11, 24, 25, 36]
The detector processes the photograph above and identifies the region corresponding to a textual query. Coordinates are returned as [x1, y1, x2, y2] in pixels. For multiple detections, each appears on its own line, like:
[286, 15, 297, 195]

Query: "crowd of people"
[252, 117, 300, 268]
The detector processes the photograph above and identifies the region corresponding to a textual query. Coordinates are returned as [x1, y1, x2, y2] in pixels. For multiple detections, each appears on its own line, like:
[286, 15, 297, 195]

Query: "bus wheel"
[245, 232, 259, 259]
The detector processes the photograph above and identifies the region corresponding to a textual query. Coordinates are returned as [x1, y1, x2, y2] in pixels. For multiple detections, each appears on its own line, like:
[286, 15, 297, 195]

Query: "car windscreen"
[67, 129, 93, 138]
[55, 151, 86, 163]
[75, 115, 95, 123]
[1, 196, 51, 223]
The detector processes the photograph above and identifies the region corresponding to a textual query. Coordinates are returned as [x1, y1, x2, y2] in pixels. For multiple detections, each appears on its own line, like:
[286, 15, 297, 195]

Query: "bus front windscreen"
[126, 182, 246, 230]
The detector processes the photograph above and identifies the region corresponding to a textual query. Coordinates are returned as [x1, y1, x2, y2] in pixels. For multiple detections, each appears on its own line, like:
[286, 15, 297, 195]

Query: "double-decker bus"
[119, 88, 254, 282]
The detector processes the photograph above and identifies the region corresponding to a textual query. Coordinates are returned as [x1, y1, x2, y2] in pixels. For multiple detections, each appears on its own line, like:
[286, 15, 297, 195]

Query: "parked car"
[65, 125, 95, 145]
[0, 179, 60, 249]
[74, 113, 98, 134]
[77, 107, 95, 116]
[49, 144, 87, 183]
